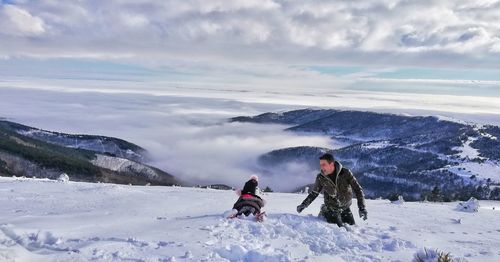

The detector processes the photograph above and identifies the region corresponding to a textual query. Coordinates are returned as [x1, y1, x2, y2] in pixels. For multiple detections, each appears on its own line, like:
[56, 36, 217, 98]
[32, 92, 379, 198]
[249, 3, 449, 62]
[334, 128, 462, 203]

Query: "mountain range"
[232, 109, 500, 201]
[0, 120, 179, 186]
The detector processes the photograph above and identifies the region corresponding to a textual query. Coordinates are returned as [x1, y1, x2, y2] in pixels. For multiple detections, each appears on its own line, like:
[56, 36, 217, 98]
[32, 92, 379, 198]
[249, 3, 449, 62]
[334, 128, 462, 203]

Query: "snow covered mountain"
[0, 120, 179, 186]
[1, 176, 499, 261]
[232, 109, 500, 200]
[6, 120, 147, 162]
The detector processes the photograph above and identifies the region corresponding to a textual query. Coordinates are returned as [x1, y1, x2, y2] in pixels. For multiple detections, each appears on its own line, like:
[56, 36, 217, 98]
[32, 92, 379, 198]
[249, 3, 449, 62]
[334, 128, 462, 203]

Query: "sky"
[1, 0, 500, 103]
[1, 0, 500, 188]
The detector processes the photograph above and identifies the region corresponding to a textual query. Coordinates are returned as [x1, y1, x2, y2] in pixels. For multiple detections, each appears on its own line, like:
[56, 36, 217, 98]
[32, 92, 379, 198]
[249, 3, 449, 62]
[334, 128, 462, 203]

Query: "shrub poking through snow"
[413, 248, 453, 262]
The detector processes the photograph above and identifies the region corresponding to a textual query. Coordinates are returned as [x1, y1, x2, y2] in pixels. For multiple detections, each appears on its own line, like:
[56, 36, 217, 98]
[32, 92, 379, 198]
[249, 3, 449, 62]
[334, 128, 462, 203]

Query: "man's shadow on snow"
[173, 214, 226, 220]
[266, 213, 325, 221]
[172, 213, 326, 222]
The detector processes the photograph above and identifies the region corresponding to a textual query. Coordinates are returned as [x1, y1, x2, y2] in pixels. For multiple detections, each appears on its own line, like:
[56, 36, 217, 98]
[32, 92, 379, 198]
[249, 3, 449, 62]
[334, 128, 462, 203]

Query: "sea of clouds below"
[1, 86, 500, 191]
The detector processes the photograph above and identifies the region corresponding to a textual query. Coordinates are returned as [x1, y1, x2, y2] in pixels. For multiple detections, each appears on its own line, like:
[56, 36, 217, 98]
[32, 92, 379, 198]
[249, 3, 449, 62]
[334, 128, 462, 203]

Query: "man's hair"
[319, 153, 335, 164]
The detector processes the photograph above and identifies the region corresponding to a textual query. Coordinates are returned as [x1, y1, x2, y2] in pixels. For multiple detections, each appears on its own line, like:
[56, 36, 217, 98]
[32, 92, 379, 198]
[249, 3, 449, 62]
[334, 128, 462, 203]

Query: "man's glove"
[359, 208, 368, 220]
[296, 204, 306, 213]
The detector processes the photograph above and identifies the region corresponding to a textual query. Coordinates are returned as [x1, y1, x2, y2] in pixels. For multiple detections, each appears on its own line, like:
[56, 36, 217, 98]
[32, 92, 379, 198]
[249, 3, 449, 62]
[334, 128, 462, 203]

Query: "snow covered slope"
[1, 177, 499, 261]
[91, 154, 168, 182]
[237, 109, 500, 199]
[8, 121, 147, 163]
[0, 120, 179, 186]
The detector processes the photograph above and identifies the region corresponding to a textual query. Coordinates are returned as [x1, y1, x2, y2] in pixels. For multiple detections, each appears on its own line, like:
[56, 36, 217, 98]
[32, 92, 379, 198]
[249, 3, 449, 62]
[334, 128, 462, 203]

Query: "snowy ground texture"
[1, 177, 499, 262]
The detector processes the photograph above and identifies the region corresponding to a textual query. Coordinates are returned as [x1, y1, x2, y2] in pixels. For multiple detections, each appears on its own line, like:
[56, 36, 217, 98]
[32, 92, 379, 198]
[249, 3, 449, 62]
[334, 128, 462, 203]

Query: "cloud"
[1, 84, 500, 191]
[0, 4, 45, 36]
[0, 87, 332, 190]
[0, 0, 500, 68]
[1, 67, 500, 116]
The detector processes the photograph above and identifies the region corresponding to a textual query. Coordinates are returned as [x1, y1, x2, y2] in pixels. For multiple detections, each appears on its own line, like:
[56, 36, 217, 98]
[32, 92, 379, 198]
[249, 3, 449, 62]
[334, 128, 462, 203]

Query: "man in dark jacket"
[297, 153, 367, 227]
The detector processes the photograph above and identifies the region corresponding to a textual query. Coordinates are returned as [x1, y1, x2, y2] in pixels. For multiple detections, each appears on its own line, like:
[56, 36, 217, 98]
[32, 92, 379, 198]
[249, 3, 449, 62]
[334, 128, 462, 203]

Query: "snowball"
[223, 209, 238, 218]
[456, 197, 480, 212]
[57, 173, 69, 183]
[391, 195, 405, 205]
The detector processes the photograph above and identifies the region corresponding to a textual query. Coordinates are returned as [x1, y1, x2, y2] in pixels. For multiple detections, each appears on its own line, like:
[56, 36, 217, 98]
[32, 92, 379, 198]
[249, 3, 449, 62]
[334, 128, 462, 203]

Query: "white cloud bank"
[1, 87, 499, 191]
[0, 87, 333, 191]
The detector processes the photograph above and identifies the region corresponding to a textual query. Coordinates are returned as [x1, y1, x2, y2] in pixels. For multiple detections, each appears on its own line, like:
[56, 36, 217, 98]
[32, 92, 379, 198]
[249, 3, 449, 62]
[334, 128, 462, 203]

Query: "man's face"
[319, 160, 335, 175]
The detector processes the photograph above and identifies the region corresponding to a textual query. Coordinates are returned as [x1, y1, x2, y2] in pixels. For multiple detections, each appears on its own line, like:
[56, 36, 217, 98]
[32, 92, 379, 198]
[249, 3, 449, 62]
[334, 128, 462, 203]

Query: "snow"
[91, 154, 131, 171]
[454, 137, 484, 160]
[57, 173, 69, 183]
[362, 141, 394, 150]
[448, 134, 500, 183]
[435, 115, 474, 126]
[456, 198, 480, 213]
[16, 129, 53, 137]
[448, 160, 500, 183]
[1, 177, 500, 261]
[91, 154, 161, 180]
[391, 196, 405, 205]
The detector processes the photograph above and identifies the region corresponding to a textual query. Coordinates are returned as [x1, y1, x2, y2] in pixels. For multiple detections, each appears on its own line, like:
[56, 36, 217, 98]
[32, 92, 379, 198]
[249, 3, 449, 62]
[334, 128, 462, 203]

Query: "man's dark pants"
[321, 204, 355, 226]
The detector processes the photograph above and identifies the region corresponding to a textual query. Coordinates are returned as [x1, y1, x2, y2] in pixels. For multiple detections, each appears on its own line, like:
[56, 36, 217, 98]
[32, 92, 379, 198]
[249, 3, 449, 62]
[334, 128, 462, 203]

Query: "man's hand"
[359, 208, 368, 220]
[296, 204, 306, 213]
